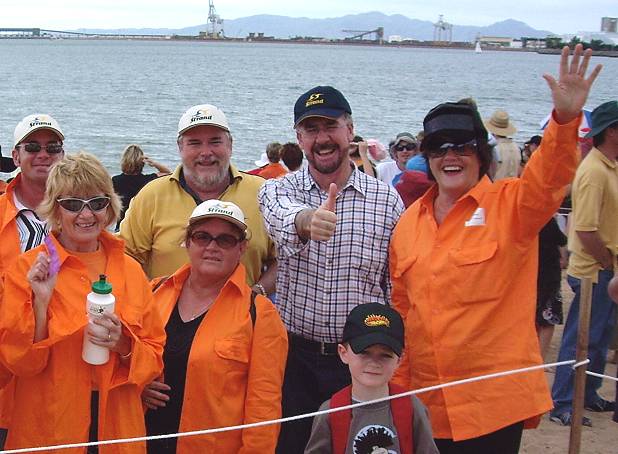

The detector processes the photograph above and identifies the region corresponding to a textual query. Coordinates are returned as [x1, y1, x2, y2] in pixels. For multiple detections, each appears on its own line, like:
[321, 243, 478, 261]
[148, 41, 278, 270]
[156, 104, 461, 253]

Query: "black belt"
[288, 332, 339, 356]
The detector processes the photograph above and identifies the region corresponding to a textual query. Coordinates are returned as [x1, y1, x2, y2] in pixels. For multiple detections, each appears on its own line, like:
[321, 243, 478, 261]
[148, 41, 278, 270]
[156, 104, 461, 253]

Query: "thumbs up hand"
[310, 183, 338, 241]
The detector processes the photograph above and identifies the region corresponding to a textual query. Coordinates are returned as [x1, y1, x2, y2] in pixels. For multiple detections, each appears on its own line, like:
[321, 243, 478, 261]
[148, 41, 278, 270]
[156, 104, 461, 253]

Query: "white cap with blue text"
[14, 114, 64, 147]
[178, 104, 230, 136]
[188, 200, 246, 232]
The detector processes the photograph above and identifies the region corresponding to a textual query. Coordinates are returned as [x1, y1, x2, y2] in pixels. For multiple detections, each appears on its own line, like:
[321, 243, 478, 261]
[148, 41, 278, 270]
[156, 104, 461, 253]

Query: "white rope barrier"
[571, 359, 591, 369]
[586, 371, 618, 383]
[0, 358, 580, 453]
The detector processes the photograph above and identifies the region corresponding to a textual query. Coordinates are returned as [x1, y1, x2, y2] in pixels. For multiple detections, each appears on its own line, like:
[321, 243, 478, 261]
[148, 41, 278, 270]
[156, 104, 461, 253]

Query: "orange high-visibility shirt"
[390, 115, 580, 441]
[0, 231, 165, 453]
[150, 263, 288, 453]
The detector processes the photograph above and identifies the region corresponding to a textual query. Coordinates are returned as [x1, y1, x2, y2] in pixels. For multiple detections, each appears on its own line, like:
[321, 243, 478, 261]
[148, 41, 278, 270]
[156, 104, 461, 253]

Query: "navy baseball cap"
[342, 303, 405, 356]
[294, 86, 352, 127]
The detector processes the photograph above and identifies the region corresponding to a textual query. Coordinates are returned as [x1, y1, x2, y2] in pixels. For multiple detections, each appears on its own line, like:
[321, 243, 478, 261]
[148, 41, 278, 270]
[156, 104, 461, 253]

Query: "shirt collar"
[590, 147, 617, 169]
[301, 163, 367, 196]
[419, 175, 491, 212]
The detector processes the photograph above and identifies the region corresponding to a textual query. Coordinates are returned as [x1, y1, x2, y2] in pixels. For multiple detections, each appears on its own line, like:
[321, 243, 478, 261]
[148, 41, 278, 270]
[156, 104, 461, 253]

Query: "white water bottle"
[82, 275, 116, 365]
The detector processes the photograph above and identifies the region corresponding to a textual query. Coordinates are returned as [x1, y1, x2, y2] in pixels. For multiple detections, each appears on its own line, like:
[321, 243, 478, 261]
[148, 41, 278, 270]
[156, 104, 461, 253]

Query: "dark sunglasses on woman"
[189, 231, 243, 249]
[57, 196, 111, 213]
[427, 139, 477, 158]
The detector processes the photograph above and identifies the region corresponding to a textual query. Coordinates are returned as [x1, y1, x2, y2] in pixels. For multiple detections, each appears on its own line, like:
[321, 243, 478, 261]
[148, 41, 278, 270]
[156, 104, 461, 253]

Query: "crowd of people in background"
[0, 44, 616, 454]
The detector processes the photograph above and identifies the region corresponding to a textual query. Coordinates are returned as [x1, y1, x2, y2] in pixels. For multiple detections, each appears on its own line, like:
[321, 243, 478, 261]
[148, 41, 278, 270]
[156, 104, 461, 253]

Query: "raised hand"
[27, 252, 57, 313]
[543, 43, 602, 124]
[310, 183, 338, 241]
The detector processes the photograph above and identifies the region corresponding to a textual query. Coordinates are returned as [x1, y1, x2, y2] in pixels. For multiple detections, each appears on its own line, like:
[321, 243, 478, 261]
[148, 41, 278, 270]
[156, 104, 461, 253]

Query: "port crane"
[341, 27, 384, 42]
[207, 0, 224, 38]
[433, 15, 452, 42]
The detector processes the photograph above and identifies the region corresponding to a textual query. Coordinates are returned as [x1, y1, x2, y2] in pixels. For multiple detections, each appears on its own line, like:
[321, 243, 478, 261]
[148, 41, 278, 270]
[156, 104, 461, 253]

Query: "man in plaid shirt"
[258, 86, 404, 453]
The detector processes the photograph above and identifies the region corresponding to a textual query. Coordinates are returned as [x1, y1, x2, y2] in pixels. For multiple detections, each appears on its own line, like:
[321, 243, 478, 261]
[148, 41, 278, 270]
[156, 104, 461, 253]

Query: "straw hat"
[484, 110, 517, 137]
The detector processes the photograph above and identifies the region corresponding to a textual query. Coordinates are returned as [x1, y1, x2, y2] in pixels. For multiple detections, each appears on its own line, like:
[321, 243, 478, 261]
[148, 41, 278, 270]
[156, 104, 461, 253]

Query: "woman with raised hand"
[391, 44, 601, 452]
[143, 200, 287, 453]
[0, 152, 165, 453]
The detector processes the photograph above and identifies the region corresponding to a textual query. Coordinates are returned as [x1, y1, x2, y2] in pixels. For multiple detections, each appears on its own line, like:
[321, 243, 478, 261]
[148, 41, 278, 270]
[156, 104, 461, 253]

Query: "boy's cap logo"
[364, 314, 390, 328]
[305, 93, 325, 108]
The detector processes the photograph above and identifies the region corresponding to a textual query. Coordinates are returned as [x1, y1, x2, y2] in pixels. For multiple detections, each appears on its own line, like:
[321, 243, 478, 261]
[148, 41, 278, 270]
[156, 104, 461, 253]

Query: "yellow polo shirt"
[119, 164, 275, 284]
[567, 147, 618, 281]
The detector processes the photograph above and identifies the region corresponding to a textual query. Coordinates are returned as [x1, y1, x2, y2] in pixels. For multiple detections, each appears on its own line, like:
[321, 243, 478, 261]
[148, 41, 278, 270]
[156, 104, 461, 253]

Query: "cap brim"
[189, 213, 247, 232]
[348, 332, 403, 356]
[0, 157, 16, 173]
[422, 130, 476, 151]
[586, 119, 618, 138]
[178, 122, 230, 137]
[295, 108, 346, 127]
[15, 126, 65, 147]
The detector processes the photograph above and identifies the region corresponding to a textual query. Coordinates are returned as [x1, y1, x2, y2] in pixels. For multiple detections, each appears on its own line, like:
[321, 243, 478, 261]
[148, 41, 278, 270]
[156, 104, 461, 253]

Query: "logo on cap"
[364, 314, 390, 328]
[306, 93, 325, 108]
[29, 116, 53, 128]
[207, 202, 235, 216]
[191, 109, 213, 123]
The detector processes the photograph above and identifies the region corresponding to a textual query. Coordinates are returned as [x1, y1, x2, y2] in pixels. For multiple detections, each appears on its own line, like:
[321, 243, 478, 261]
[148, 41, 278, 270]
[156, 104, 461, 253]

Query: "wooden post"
[568, 277, 593, 454]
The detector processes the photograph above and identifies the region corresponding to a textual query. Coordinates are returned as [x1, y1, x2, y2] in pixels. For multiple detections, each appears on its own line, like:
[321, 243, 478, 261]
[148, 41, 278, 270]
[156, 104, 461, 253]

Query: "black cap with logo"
[342, 303, 405, 356]
[294, 86, 352, 127]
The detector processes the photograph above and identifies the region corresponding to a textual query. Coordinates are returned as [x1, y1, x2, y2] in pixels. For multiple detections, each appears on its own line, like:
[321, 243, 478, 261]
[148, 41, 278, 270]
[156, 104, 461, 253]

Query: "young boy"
[305, 303, 438, 454]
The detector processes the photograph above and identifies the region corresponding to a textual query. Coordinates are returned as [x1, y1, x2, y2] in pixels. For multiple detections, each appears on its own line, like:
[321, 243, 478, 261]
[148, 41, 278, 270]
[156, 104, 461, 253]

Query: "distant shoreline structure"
[2, 35, 617, 57]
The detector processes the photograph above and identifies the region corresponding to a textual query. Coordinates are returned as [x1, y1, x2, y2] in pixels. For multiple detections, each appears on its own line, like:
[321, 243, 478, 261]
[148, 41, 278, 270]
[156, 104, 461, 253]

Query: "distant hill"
[74, 12, 553, 42]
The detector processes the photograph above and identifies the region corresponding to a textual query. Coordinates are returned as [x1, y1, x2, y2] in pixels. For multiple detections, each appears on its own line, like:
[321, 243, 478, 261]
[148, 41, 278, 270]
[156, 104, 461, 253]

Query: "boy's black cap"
[294, 86, 352, 127]
[421, 101, 488, 151]
[342, 303, 405, 356]
[586, 100, 618, 138]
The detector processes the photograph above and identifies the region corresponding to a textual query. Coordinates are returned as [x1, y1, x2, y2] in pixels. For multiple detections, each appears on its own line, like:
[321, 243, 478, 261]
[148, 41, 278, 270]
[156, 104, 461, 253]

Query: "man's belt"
[288, 332, 339, 356]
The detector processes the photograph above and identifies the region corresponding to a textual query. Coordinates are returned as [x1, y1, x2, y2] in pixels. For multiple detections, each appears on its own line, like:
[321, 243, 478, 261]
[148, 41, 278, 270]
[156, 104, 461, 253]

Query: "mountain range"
[74, 12, 553, 42]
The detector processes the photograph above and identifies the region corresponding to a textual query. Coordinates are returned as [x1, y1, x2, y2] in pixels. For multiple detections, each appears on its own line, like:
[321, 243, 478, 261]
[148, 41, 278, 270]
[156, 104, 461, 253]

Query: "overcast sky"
[1, 0, 615, 34]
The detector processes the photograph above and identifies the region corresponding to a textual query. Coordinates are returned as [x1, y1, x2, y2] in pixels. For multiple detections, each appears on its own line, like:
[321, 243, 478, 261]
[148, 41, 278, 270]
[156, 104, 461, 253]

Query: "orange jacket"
[258, 163, 288, 180]
[0, 175, 27, 426]
[390, 116, 580, 441]
[0, 231, 165, 453]
[151, 263, 288, 453]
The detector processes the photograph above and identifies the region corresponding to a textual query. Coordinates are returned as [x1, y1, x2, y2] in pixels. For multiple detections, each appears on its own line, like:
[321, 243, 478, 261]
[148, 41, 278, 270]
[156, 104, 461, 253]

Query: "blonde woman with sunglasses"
[0, 152, 165, 453]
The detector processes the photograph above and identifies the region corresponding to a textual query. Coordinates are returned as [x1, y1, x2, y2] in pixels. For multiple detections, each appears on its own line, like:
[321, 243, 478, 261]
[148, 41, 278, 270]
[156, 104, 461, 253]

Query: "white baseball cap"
[14, 114, 65, 147]
[178, 104, 230, 136]
[188, 200, 247, 232]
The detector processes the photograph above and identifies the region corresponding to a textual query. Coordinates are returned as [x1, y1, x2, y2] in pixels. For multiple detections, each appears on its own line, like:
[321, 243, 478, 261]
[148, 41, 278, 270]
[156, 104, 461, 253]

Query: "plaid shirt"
[258, 166, 404, 342]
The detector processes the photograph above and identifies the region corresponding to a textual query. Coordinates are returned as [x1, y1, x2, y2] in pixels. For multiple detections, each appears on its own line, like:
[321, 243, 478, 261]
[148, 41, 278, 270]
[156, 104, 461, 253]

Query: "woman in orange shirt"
[0, 152, 165, 453]
[391, 45, 601, 452]
[142, 200, 287, 453]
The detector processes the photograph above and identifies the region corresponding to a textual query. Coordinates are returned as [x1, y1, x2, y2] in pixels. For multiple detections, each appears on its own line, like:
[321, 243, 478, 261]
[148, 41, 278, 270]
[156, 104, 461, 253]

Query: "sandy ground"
[521, 280, 618, 453]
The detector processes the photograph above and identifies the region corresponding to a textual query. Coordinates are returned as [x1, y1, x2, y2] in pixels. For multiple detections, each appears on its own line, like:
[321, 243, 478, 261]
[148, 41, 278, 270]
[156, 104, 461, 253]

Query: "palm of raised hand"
[543, 44, 602, 124]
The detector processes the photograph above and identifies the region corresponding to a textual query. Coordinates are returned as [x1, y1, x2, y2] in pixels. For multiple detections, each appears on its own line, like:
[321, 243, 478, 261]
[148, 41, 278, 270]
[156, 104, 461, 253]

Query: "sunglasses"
[394, 143, 417, 152]
[189, 231, 243, 249]
[57, 196, 111, 213]
[20, 142, 64, 154]
[427, 139, 478, 158]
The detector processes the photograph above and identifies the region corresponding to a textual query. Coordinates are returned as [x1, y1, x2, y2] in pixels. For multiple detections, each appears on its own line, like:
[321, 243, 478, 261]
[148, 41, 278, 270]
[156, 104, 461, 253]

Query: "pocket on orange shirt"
[449, 241, 500, 304]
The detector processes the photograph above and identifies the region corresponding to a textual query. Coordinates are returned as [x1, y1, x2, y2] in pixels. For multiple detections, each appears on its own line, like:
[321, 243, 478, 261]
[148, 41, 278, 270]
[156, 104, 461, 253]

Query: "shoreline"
[3, 36, 616, 57]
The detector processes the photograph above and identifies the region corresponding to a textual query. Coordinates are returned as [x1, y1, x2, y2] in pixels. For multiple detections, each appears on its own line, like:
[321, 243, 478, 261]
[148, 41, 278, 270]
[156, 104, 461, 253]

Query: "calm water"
[1, 39, 616, 174]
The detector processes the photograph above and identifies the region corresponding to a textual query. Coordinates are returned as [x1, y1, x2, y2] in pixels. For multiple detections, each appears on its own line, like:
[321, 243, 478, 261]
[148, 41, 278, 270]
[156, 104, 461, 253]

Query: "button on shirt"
[259, 165, 403, 342]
